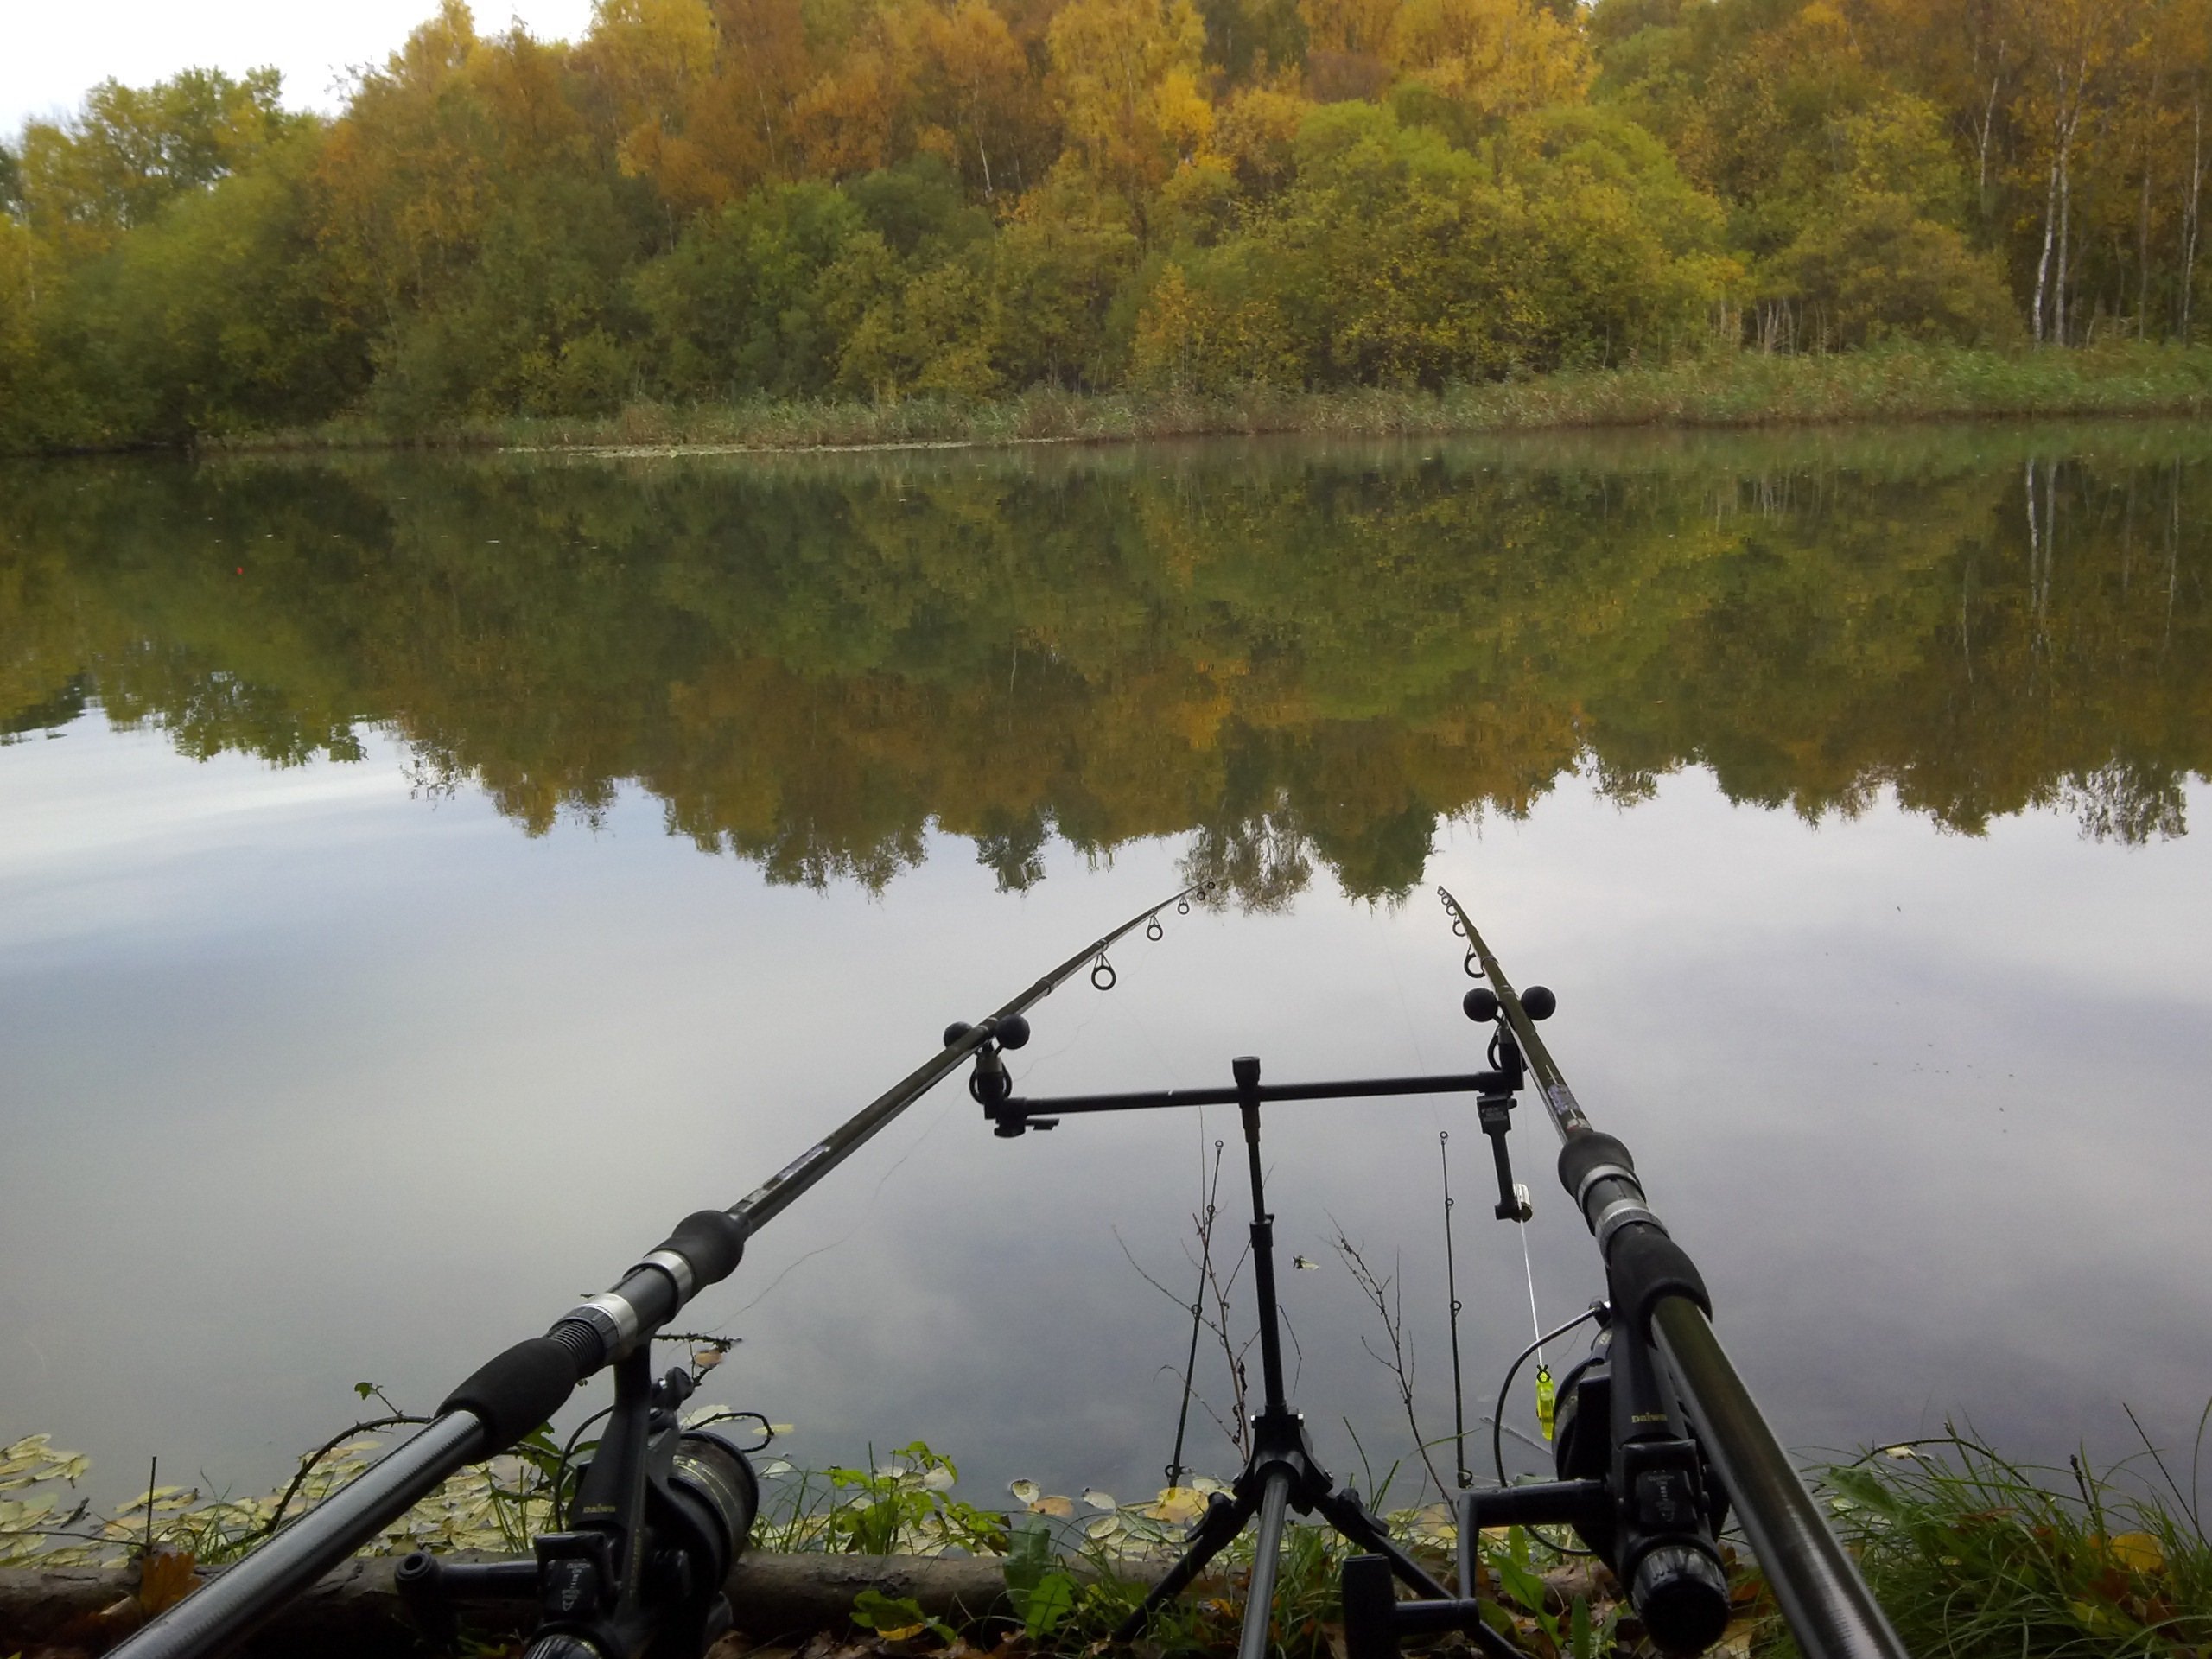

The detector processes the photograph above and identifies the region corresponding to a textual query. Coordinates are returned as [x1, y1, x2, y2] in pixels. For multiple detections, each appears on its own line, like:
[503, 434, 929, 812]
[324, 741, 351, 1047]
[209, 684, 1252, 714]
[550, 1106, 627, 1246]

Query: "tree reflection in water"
[2, 425, 2205, 904]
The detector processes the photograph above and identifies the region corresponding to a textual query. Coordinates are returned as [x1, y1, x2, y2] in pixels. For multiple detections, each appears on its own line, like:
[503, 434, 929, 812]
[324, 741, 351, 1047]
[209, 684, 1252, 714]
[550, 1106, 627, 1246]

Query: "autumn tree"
[899, 0, 1058, 200]
[573, 0, 721, 225]
[1390, 0, 1591, 139]
[1047, 0, 1213, 201]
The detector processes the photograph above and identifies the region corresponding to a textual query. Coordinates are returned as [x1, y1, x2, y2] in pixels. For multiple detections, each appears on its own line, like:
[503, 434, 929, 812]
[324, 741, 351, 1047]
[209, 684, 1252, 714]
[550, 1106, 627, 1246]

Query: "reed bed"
[203, 344, 2212, 459]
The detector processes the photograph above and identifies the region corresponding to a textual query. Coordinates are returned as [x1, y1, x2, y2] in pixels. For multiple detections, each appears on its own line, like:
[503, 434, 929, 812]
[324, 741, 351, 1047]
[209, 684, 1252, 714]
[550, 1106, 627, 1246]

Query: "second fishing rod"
[1336, 891, 1911, 1659]
[108, 881, 1211, 1659]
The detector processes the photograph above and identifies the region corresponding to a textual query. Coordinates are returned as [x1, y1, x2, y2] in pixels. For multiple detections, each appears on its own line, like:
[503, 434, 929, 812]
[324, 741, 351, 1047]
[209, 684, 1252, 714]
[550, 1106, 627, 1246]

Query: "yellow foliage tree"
[575, 0, 721, 212]
[1391, 0, 1592, 129]
[669, 0, 818, 203]
[900, 0, 1052, 200]
[1047, 0, 1212, 199]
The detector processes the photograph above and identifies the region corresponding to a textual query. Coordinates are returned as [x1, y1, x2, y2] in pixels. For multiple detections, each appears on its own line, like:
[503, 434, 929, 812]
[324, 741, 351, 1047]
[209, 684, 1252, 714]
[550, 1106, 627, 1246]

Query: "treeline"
[3, 435, 2205, 898]
[1, 0, 2208, 448]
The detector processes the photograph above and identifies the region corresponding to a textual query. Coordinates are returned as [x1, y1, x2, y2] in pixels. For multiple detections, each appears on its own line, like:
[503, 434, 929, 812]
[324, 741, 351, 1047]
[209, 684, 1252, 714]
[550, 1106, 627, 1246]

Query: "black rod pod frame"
[993, 1058, 1530, 1659]
[108, 884, 1211, 1659]
[1337, 892, 1909, 1659]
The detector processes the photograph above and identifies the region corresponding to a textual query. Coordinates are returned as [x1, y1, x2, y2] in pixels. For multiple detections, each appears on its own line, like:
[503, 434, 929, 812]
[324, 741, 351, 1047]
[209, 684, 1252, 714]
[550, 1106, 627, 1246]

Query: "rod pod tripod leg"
[1114, 1059, 1453, 1659]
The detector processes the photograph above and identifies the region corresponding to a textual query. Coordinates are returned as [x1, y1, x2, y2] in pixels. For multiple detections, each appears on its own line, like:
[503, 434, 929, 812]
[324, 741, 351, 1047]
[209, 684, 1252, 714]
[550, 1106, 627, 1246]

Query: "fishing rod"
[1338, 890, 1907, 1659]
[109, 882, 1210, 1659]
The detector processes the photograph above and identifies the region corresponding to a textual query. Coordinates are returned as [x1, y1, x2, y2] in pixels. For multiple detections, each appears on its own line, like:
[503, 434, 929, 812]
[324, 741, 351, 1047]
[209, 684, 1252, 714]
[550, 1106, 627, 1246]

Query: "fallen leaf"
[140, 1548, 200, 1615]
[2104, 1531, 2164, 1573]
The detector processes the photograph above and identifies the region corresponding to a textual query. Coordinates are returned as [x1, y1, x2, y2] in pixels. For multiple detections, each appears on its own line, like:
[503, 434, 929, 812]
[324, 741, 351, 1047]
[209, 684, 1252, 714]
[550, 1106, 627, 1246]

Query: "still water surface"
[3, 425, 2209, 1517]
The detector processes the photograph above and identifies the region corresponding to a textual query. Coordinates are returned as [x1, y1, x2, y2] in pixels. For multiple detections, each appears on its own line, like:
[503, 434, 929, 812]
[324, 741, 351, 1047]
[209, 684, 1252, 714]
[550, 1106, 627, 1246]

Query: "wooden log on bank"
[0, 1550, 1021, 1656]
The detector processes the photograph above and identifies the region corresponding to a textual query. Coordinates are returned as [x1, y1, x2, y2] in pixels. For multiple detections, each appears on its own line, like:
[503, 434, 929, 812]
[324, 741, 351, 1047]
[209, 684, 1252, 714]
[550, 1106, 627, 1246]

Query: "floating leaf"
[1031, 1494, 1076, 1518]
[1144, 1487, 1206, 1524]
[1081, 1488, 1116, 1510]
[1878, 1445, 1918, 1460]
[1007, 1478, 1041, 1504]
[758, 1459, 793, 1478]
[919, 1464, 957, 1492]
[1084, 1514, 1122, 1540]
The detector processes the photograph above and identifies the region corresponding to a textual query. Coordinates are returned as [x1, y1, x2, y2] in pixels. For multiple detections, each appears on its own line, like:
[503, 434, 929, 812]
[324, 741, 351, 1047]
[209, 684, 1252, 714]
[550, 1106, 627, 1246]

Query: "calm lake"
[3, 424, 2209, 1522]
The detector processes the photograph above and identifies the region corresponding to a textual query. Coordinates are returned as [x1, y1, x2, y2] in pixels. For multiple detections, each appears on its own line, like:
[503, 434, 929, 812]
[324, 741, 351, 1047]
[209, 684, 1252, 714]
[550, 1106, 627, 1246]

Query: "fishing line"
[729, 1082, 963, 1316]
[1516, 1217, 1554, 1444]
[1491, 1305, 1602, 1490]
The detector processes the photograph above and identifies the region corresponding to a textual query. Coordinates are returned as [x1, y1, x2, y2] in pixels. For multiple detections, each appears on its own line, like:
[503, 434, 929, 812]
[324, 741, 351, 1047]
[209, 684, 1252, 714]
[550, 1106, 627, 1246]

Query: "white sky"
[2, 0, 599, 139]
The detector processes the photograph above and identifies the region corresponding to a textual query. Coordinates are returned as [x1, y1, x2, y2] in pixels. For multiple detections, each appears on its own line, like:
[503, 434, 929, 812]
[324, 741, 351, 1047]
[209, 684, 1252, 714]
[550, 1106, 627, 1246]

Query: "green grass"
[12, 1416, 2212, 1658]
[1764, 1421, 2212, 1657]
[200, 343, 2212, 458]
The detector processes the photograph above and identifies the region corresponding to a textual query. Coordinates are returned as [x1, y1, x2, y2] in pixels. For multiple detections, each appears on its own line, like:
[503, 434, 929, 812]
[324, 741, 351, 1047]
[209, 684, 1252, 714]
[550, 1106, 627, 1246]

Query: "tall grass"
[207, 343, 2212, 457]
[1768, 1419, 2212, 1657]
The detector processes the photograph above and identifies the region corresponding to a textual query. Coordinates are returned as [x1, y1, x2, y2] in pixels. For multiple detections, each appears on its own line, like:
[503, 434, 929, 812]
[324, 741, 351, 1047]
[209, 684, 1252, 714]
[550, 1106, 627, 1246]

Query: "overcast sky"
[3, 0, 600, 138]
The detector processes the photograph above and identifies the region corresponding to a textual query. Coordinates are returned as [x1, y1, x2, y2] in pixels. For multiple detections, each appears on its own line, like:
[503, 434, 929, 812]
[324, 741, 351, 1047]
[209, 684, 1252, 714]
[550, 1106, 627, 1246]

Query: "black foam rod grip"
[438, 1337, 583, 1452]
[658, 1209, 747, 1287]
[1608, 1227, 1712, 1338]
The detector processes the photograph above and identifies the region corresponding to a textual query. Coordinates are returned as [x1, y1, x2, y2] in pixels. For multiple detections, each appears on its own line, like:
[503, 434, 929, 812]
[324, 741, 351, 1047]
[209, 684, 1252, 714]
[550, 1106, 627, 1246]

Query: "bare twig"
[1115, 1203, 1258, 1463]
[1332, 1225, 1447, 1499]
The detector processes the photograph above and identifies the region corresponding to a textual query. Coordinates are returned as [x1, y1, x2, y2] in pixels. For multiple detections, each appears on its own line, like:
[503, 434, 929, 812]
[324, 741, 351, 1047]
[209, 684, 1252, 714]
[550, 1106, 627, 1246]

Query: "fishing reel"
[1343, 1312, 1732, 1659]
[397, 1346, 760, 1659]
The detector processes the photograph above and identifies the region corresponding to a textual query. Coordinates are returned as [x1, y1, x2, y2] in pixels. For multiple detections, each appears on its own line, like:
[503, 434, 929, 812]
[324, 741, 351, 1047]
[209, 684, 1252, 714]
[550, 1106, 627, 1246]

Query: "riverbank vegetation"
[5, 1420, 2208, 1655]
[213, 344, 2212, 454]
[3, 0, 2209, 453]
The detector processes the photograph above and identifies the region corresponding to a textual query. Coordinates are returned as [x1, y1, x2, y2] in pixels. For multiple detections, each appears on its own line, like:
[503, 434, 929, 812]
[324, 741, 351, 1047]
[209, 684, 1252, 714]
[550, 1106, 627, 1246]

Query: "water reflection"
[3, 424, 2205, 900]
[3, 429, 2210, 1518]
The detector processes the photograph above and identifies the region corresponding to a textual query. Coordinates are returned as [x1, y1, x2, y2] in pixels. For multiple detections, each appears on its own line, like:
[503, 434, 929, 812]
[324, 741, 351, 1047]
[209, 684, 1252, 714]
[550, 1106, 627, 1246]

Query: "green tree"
[1774, 190, 2019, 345]
[15, 67, 301, 258]
[636, 180, 874, 394]
[54, 129, 372, 442]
